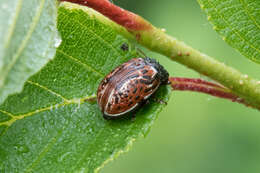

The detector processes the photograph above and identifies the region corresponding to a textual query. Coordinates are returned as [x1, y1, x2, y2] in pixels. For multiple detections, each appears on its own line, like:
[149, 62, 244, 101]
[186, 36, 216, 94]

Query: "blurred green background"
[102, 0, 260, 173]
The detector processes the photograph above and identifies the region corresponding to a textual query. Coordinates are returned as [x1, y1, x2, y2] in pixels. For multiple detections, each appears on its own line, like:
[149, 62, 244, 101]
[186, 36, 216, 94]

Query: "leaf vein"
[24, 96, 93, 172]
[0, 109, 15, 118]
[4, 0, 23, 50]
[240, 0, 260, 30]
[57, 49, 104, 77]
[60, 10, 125, 60]
[0, 0, 46, 87]
[0, 125, 8, 136]
[24, 131, 61, 172]
[0, 95, 96, 130]
[74, 126, 107, 170]
[27, 80, 69, 102]
[207, 0, 260, 58]
[0, 110, 16, 136]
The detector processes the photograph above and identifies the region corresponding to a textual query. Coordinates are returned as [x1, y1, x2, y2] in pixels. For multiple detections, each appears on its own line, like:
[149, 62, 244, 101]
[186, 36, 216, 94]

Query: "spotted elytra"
[97, 57, 169, 119]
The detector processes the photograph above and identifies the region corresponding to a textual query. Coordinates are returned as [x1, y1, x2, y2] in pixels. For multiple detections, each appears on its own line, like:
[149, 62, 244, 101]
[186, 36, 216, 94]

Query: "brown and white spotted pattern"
[97, 57, 168, 119]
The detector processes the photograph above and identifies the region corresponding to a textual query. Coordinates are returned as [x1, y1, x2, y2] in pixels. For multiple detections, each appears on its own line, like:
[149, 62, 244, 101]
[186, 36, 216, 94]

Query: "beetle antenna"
[136, 48, 147, 58]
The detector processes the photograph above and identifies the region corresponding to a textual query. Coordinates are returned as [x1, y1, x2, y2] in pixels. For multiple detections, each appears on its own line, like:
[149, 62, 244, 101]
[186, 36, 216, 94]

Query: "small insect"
[97, 57, 169, 120]
[120, 43, 129, 51]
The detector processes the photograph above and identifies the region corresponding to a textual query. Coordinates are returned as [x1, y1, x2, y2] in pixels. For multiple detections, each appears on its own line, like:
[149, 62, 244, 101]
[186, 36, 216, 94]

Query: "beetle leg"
[152, 98, 167, 105]
[131, 113, 136, 121]
[144, 99, 150, 105]
[103, 114, 112, 120]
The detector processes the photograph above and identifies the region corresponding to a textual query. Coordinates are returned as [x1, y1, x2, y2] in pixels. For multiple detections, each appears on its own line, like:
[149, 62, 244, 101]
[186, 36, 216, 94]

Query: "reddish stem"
[60, 1, 255, 109]
[60, 0, 152, 31]
[169, 77, 247, 106]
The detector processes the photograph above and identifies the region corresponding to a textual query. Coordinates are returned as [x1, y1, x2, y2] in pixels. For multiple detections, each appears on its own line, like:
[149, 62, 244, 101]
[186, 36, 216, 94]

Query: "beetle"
[97, 57, 169, 120]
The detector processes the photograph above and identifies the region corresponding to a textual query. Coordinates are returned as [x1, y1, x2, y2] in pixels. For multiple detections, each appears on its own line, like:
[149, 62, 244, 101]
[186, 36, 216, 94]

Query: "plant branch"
[169, 77, 251, 108]
[60, 0, 260, 109]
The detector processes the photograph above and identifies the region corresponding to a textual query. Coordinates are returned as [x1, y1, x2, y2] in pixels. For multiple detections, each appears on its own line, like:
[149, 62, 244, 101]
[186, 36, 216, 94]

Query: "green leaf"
[0, 2, 171, 172]
[197, 0, 260, 64]
[0, 0, 59, 104]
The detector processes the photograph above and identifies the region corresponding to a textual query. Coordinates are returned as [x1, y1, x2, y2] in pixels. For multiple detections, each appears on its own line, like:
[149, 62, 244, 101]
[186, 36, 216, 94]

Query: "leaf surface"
[197, 0, 260, 63]
[0, 2, 171, 173]
[0, 0, 59, 104]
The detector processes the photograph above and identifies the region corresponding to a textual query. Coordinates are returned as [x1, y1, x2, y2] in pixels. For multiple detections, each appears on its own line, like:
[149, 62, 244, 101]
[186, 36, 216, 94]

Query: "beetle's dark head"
[144, 57, 169, 84]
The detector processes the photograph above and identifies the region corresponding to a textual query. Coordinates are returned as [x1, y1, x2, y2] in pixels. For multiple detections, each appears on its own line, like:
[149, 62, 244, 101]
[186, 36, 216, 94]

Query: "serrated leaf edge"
[198, 0, 260, 63]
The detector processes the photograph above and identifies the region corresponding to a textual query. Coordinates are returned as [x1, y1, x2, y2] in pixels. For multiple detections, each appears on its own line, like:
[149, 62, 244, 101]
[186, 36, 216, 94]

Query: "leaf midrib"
[206, 0, 260, 60]
[0, 0, 45, 88]
[3, 0, 23, 50]
[0, 76, 97, 133]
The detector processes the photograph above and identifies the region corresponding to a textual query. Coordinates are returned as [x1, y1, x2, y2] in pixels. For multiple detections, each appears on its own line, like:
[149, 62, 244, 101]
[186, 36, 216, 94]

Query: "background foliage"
[102, 0, 260, 173]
